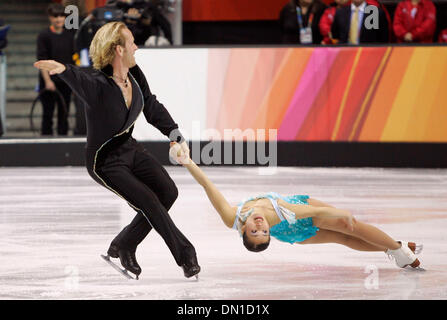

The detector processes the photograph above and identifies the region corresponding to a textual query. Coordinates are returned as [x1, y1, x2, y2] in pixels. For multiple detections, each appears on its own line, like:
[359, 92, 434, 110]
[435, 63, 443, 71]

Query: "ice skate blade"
[414, 244, 423, 255]
[410, 258, 426, 271]
[408, 242, 423, 255]
[100, 254, 138, 280]
[410, 258, 420, 268]
[403, 266, 426, 272]
[413, 267, 426, 271]
[401, 259, 424, 271]
[184, 273, 199, 281]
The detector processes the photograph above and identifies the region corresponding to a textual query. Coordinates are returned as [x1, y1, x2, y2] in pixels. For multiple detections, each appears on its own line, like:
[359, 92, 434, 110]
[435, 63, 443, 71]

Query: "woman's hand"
[34, 60, 66, 75]
[169, 142, 191, 165]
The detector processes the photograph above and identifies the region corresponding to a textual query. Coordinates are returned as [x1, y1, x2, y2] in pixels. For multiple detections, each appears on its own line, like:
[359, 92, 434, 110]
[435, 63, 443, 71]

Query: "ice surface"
[0, 167, 446, 299]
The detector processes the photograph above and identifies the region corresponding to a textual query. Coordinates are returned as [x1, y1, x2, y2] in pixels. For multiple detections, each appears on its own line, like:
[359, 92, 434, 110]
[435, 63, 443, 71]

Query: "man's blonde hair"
[89, 21, 127, 70]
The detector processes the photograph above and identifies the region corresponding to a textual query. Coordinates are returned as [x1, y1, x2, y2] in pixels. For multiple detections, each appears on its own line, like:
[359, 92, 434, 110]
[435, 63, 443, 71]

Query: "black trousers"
[95, 138, 196, 266]
[40, 81, 72, 135]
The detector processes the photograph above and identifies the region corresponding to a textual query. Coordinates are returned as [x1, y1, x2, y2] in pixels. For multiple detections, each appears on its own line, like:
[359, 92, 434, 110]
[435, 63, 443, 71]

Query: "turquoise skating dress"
[232, 192, 319, 244]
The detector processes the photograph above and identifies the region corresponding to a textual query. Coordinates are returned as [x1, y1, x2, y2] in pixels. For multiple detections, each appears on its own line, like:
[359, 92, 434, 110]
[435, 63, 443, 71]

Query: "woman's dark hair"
[47, 3, 66, 16]
[242, 232, 270, 252]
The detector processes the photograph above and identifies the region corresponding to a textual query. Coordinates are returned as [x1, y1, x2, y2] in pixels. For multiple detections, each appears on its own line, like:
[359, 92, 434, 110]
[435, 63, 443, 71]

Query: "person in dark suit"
[331, 0, 389, 44]
[279, 0, 327, 45]
[37, 3, 76, 136]
[0, 18, 9, 52]
[0, 18, 9, 137]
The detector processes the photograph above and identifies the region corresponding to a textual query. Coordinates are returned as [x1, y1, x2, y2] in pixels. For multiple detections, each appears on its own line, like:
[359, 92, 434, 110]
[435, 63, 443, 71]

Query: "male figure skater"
[34, 22, 200, 279]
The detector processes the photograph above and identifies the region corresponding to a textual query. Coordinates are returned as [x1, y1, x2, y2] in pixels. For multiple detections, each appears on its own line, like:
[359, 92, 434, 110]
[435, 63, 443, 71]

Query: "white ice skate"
[386, 241, 422, 269]
[399, 241, 423, 255]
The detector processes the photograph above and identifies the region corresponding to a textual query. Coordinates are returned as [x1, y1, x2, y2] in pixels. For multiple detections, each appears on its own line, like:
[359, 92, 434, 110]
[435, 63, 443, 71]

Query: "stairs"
[1, 0, 76, 137]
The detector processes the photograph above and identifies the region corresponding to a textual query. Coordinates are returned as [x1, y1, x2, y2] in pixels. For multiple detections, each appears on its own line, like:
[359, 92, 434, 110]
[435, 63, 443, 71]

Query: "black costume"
[58, 63, 199, 276]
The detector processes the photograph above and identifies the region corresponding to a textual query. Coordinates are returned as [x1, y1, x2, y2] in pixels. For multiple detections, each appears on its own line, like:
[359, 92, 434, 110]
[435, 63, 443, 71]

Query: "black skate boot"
[105, 244, 142, 279]
[118, 249, 142, 279]
[107, 243, 120, 259]
[182, 255, 201, 279]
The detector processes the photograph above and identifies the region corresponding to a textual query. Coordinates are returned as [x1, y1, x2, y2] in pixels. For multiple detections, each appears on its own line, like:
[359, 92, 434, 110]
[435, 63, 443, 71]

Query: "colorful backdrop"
[207, 46, 447, 142]
[134, 47, 447, 143]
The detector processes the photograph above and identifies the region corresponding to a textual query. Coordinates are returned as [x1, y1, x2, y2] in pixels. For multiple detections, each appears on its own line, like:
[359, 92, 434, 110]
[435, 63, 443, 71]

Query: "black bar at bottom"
[0, 300, 442, 318]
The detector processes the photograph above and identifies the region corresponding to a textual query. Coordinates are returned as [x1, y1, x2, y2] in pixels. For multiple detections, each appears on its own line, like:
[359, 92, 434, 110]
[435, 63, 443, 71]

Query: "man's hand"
[179, 141, 190, 158]
[170, 142, 191, 165]
[34, 60, 66, 75]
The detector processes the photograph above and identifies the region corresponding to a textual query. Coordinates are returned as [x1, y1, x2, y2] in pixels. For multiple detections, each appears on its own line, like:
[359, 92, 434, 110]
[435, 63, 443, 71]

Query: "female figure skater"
[170, 142, 423, 269]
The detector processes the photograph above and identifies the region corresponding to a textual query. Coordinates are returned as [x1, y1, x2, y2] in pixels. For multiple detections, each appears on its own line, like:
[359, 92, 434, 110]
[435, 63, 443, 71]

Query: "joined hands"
[169, 141, 192, 165]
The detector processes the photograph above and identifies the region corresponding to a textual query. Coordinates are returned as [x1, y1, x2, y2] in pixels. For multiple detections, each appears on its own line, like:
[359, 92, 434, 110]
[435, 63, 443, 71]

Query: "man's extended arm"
[131, 65, 183, 141]
[34, 60, 97, 106]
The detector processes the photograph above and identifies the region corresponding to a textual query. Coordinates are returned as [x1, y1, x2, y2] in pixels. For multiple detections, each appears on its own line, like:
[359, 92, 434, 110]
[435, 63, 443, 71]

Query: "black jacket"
[0, 19, 9, 51]
[279, 0, 327, 44]
[58, 64, 183, 182]
[331, 5, 389, 44]
[37, 27, 76, 85]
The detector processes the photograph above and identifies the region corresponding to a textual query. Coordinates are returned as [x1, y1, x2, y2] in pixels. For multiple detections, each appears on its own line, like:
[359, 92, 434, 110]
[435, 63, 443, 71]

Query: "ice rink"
[0, 166, 446, 300]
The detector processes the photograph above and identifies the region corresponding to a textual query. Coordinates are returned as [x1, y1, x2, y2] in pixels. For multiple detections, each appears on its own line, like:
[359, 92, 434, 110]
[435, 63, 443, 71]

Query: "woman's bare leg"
[307, 198, 401, 251]
[299, 229, 387, 252]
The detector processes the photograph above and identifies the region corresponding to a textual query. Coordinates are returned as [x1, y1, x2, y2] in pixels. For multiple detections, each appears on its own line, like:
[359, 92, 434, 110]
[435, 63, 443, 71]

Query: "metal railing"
[166, 0, 183, 45]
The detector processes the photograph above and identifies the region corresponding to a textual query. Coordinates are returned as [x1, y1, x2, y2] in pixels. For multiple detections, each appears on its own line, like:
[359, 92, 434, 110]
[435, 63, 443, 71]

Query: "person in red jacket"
[439, 29, 447, 43]
[393, 0, 436, 43]
[319, 0, 349, 44]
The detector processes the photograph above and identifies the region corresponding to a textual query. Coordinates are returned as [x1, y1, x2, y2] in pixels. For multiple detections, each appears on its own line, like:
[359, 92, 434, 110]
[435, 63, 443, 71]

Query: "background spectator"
[108, 0, 172, 45]
[133, 1, 172, 46]
[319, 0, 349, 44]
[0, 18, 9, 137]
[63, 0, 88, 136]
[279, 0, 327, 45]
[393, 0, 436, 43]
[331, 0, 389, 44]
[367, 0, 394, 42]
[36, 3, 75, 136]
[0, 18, 10, 53]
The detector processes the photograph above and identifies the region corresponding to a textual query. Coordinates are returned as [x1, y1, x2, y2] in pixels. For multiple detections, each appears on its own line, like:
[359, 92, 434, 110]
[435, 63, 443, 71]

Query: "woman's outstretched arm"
[170, 143, 237, 228]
